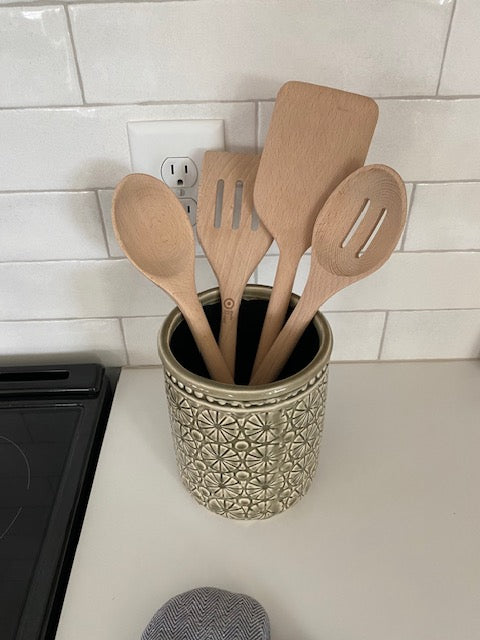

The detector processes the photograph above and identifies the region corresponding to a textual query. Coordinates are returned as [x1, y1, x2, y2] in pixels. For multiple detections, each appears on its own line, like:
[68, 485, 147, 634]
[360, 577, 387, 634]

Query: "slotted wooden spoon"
[197, 151, 273, 378]
[112, 173, 233, 384]
[250, 165, 407, 386]
[251, 80, 379, 379]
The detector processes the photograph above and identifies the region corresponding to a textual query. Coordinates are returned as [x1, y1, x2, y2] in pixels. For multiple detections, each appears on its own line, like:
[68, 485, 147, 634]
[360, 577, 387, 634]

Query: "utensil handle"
[177, 296, 234, 385]
[250, 273, 332, 386]
[250, 251, 299, 380]
[218, 290, 242, 379]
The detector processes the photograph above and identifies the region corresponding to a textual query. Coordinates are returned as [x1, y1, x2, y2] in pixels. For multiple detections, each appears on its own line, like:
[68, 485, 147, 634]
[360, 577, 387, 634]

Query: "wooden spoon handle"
[250, 251, 300, 380]
[177, 296, 234, 385]
[218, 290, 242, 379]
[250, 271, 336, 386]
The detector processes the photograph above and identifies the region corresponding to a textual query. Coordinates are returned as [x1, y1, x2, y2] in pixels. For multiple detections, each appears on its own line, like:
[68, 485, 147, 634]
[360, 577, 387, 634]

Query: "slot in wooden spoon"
[112, 173, 234, 384]
[250, 165, 407, 386]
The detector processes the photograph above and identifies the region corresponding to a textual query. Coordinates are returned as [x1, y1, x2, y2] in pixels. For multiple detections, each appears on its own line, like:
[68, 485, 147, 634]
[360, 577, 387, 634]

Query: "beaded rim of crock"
[164, 365, 329, 410]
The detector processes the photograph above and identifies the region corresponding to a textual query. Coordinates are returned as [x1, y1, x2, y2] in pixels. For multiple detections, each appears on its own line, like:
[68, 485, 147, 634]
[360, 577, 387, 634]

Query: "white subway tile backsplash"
[0, 318, 127, 366]
[257, 252, 480, 311]
[382, 310, 480, 360]
[0, 104, 255, 191]
[440, 0, 480, 95]
[404, 183, 480, 251]
[122, 316, 164, 366]
[368, 99, 480, 182]
[323, 312, 385, 362]
[0, 0, 478, 365]
[0, 192, 108, 261]
[0, 7, 81, 107]
[0, 258, 217, 321]
[69, 0, 451, 103]
[259, 99, 480, 182]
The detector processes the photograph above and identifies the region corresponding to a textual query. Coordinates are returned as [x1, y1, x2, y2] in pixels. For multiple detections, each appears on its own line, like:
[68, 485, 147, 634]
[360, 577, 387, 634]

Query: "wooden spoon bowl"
[112, 173, 233, 384]
[250, 165, 407, 385]
[313, 165, 405, 278]
[113, 175, 193, 284]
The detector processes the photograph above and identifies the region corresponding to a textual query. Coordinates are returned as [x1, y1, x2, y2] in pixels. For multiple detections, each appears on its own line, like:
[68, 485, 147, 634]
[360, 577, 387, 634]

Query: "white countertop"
[55, 361, 480, 640]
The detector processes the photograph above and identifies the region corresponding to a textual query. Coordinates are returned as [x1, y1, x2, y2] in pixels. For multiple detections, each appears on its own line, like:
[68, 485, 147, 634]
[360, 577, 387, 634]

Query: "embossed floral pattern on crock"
[164, 366, 329, 520]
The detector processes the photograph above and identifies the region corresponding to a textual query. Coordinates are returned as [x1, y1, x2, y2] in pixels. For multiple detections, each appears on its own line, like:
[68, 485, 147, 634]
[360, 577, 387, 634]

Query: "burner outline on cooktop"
[0, 434, 31, 540]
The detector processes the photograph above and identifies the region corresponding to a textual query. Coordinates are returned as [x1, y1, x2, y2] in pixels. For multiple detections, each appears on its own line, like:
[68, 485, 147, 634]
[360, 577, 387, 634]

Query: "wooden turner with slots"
[250, 165, 407, 386]
[197, 151, 273, 378]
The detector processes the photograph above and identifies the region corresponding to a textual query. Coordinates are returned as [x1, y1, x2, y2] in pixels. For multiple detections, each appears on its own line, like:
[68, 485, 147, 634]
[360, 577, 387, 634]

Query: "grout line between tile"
[0, 255, 217, 266]
[325, 308, 480, 315]
[0, 316, 170, 324]
[118, 317, 131, 366]
[2, 309, 480, 325]
[1, 247, 479, 266]
[377, 311, 389, 359]
[94, 189, 112, 257]
[262, 249, 480, 258]
[4, 95, 480, 114]
[400, 183, 416, 251]
[409, 179, 480, 185]
[254, 101, 259, 153]
[0, 98, 259, 112]
[0, 257, 127, 265]
[435, 0, 458, 96]
[0, 188, 99, 195]
[373, 94, 480, 101]
[63, 4, 87, 105]
[3, 180, 480, 198]
[333, 356, 480, 364]
[2, 0, 206, 5]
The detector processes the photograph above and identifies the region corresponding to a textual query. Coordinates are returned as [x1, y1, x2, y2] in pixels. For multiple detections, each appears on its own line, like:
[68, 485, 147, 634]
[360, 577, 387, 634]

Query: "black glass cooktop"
[0, 364, 112, 640]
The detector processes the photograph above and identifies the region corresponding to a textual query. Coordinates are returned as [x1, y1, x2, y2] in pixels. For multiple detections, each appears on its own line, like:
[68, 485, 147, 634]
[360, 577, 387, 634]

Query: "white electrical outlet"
[161, 157, 197, 189]
[127, 120, 225, 215]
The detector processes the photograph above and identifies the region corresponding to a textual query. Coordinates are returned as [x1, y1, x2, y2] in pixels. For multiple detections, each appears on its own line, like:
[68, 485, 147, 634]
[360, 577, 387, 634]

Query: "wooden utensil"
[251, 80, 379, 379]
[196, 151, 273, 377]
[112, 173, 234, 384]
[250, 165, 407, 386]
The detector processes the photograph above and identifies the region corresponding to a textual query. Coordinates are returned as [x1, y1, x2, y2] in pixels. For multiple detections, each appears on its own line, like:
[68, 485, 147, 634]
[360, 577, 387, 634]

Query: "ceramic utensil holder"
[158, 285, 333, 520]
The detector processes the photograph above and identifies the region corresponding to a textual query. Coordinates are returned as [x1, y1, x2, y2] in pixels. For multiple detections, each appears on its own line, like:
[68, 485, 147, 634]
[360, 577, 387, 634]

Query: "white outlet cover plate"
[127, 119, 225, 200]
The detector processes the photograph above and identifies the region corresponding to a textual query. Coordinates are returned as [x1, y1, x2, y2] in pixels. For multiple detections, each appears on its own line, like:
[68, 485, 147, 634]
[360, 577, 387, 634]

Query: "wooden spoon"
[251, 81, 378, 378]
[196, 151, 273, 378]
[250, 165, 407, 386]
[112, 173, 234, 384]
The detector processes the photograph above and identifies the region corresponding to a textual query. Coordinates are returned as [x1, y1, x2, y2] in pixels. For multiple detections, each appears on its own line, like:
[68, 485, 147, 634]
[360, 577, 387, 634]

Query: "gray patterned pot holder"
[141, 586, 270, 640]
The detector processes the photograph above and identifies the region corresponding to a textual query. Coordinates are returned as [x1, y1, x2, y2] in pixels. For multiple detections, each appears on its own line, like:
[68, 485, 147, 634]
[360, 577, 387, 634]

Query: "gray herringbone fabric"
[141, 587, 270, 640]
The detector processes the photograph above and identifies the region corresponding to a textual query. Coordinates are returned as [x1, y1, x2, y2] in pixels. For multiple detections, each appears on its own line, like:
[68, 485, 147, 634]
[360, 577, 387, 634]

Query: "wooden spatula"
[250, 165, 407, 386]
[197, 151, 273, 378]
[250, 81, 379, 380]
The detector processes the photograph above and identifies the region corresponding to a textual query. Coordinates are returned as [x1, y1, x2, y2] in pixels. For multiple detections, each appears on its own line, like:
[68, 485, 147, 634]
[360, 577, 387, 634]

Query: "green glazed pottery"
[158, 285, 333, 520]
